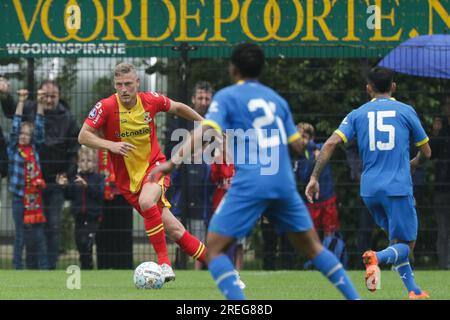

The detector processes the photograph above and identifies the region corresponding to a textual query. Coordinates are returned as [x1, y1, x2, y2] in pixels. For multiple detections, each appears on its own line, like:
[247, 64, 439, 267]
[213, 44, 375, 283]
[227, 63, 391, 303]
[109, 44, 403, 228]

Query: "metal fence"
[0, 44, 449, 270]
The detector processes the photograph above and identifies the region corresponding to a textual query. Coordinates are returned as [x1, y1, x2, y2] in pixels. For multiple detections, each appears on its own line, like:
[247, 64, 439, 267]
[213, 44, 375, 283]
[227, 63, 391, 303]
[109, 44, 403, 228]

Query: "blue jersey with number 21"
[204, 80, 300, 199]
[336, 97, 429, 197]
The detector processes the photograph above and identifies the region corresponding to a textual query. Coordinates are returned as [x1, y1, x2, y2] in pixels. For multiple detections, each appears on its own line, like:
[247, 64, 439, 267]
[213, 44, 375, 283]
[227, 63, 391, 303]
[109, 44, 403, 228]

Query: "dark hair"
[231, 43, 265, 78]
[39, 79, 60, 92]
[367, 67, 394, 93]
[192, 81, 214, 98]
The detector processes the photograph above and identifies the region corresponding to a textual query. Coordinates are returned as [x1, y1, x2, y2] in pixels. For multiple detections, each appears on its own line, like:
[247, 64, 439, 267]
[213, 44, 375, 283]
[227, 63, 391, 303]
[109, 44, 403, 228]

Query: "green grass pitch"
[1, 270, 449, 300]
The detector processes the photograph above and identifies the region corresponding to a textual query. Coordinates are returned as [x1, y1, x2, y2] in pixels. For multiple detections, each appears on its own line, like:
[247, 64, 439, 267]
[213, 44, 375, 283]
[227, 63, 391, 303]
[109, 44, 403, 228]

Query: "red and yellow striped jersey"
[85, 92, 171, 194]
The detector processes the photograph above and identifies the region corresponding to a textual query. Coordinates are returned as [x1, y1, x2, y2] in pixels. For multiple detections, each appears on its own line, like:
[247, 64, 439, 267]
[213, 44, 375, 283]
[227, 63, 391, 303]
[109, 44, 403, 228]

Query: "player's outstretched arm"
[310, 132, 343, 178]
[168, 100, 204, 122]
[149, 123, 217, 182]
[78, 123, 136, 157]
[305, 132, 343, 203]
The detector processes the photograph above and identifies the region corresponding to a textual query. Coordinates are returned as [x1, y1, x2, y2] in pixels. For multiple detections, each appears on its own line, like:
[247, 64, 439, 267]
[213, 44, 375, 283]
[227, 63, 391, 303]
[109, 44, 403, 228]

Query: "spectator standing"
[0, 78, 9, 179]
[171, 81, 215, 270]
[7, 89, 48, 270]
[57, 146, 104, 270]
[430, 97, 450, 269]
[295, 123, 341, 237]
[1, 79, 80, 269]
[0, 123, 7, 179]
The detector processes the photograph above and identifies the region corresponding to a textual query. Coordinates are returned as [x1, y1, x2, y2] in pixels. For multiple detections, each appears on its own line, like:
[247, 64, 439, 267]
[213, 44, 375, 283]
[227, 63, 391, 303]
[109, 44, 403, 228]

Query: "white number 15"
[368, 111, 396, 151]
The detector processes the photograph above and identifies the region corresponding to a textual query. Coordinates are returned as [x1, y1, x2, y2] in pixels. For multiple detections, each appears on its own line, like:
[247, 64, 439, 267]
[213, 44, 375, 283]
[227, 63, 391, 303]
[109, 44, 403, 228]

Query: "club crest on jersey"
[144, 112, 152, 124]
[88, 107, 97, 119]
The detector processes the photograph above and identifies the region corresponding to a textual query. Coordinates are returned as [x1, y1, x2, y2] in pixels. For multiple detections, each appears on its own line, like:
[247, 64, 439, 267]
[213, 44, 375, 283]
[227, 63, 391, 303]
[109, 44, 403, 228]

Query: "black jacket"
[168, 119, 214, 221]
[1, 95, 80, 182]
[0, 127, 7, 178]
[430, 118, 450, 192]
[64, 172, 105, 220]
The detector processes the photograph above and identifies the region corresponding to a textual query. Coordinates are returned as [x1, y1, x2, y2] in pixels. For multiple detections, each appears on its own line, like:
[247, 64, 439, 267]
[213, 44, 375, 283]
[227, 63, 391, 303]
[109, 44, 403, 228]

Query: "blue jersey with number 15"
[204, 80, 300, 199]
[335, 97, 429, 197]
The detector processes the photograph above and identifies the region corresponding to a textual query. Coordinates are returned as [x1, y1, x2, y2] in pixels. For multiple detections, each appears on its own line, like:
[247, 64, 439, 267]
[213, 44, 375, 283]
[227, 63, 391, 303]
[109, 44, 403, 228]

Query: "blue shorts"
[208, 192, 313, 239]
[362, 195, 418, 241]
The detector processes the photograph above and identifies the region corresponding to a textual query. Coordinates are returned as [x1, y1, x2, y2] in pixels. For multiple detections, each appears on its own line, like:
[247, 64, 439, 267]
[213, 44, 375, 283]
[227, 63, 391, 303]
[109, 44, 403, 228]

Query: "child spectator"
[57, 146, 104, 269]
[295, 122, 341, 236]
[8, 89, 48, 270]
[295, 122, 348, 269]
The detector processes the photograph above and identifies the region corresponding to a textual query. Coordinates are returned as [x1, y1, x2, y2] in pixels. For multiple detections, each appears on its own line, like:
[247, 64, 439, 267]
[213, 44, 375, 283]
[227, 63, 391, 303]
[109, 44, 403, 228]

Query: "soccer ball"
[133, 262, 164, 289]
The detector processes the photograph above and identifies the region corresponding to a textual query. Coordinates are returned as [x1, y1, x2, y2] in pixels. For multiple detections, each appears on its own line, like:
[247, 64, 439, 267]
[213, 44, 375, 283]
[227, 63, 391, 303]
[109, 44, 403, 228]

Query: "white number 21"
[248, 99, 287, 148]
[367, 111, 396, 151]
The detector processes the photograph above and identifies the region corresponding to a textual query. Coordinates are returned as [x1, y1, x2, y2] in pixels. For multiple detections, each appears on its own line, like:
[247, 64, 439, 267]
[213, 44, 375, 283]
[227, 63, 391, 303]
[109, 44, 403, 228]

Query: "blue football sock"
[312, 249, 360, 300]
[376, 243, 409, 265]
[209, 255, 245, 300]
[376, 243, 422, 294]
[395, 260, 422, 294]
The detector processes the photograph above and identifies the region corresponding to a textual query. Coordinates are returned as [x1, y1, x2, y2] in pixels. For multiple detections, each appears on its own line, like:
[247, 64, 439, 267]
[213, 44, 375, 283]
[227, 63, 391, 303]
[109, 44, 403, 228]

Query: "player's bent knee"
[139, 200, 157, 212]
[138, 183, 162, 211]
[392, 239, 415, 252]
[138, 194, 159, 212]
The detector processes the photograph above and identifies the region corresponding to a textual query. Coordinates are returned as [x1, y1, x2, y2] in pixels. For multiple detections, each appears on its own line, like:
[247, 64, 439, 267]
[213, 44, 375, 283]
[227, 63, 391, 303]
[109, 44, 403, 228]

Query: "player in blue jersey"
[149, 43, 359, 300]
[305, 67, 432, 299]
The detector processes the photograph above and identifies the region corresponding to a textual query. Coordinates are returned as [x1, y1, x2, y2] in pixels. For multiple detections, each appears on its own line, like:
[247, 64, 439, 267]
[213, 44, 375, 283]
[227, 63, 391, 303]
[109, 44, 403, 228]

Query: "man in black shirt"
[430, 96, 450, 269]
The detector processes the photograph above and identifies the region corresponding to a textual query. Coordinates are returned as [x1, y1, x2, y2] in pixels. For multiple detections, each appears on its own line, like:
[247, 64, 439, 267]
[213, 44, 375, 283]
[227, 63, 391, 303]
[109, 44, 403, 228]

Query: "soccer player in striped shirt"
[78, 63, 207, 281]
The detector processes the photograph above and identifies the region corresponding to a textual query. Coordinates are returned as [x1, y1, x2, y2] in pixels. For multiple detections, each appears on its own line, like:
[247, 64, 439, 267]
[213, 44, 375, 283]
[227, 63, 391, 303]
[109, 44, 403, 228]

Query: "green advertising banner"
[0, 0, 449, 58]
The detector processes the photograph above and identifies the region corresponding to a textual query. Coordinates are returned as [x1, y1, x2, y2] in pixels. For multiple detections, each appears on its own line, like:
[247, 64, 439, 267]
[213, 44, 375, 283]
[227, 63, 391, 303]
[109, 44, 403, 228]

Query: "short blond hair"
[78, 146, 97, 165]
[297, 122, 315, 138]
[114, 62, 137, 77]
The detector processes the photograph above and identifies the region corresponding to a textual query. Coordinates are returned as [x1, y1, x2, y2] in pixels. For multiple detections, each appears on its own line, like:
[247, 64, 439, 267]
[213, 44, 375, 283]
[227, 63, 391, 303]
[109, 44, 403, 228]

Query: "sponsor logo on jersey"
[115, 128, 151, 138]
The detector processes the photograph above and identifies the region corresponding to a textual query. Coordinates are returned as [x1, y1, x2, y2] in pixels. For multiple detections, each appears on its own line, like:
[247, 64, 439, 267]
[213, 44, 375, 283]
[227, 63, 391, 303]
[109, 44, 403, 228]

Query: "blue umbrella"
[378, 34, 450, 79]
